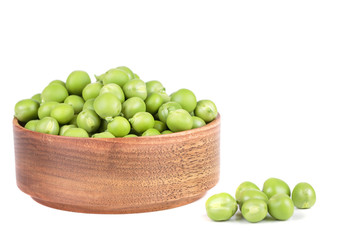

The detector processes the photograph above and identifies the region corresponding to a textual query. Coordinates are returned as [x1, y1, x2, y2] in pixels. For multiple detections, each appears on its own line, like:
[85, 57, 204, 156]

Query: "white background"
[1, 0, 360, 239]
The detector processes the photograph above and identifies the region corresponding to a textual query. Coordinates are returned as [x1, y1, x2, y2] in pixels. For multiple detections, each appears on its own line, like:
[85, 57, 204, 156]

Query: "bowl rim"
[13, 114, 220, 142]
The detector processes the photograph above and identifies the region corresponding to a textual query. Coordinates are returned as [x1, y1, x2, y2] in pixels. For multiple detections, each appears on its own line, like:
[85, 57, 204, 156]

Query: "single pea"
[64, 95, 84, 114]
[103, 68, 131, 87]
[59, 124, 76, 136]
[99, 83, 125, 103]
[157, 101, 182, 123]
[123, 134, 138, 138]
[205, 193, 238, 221]
[41, 82, 69, 102]
[235, 181, 260, 204]
[194, 100, 218, 123]
[66, 70, 91, 96]
[14, 99, 39, 122]
[82, 82, 103, 101]
[142, 128, 161, 136]
[122, 97, 146, 119]
[133, 73, 140, 79]
[236, 189, 268, 209]
[161, 130, 173, 134]
[93, 93, 122, 121]
[63, 128, 89, 138]
[38, 102, 59, 119]
[145, 93, 164, 115]
[77, 109, 101, 133]
[69, 114, 78, 126]
[31, 93, 42, 104]
[83, 98, 95, 111]
[107, 116, 131, 137]
[50, 103, 75, 125]
[35, 117, 59, 135]
[95, 73, 105, 83]
[268, 193, 294, 221]
[92, 132, 116, 138]
[49, 80, 66, 87]
[146, 80, 166, 95]
[241, 199, 268, 223]
[262, 177, 291, 199]
[292, 182, 316, 209]
[166, 109, 193, 132]
[24, 120, 39, 131]
[116, 66, 135, 80]
[153, 120, 167, 132]
[170, 88, 197, 113]
[123, 79, 147, 100]
[191, 116, 206, 129]
[129, 112, 155, 133]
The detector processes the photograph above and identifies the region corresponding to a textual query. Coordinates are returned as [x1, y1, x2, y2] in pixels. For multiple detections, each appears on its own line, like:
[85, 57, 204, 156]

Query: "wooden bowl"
[13, 115, 220, 214]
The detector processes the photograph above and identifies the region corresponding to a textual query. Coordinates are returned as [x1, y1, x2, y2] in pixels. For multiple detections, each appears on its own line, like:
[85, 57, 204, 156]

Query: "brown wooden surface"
[13, 115, 220, 214]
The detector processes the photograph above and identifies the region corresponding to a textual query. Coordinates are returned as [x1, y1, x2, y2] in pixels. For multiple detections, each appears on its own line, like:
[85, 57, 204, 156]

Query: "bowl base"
[32, 193, 206, 214]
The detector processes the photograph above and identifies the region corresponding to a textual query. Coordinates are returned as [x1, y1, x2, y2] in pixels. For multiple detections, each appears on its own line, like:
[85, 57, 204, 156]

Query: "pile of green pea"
[205, 178, 316, 223]
[14, 66, 218, 138]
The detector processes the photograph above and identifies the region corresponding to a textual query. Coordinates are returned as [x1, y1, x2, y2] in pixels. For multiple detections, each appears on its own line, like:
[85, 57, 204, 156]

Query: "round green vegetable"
[107, 116, 131, 137]
[166, 109, 193, 132]
[31, 93, 42, 103]
[41, 82, 69, 103]
[292, 182, 316, 209]
[123, 134, 138, 138]
[142, 128, 161, 136]
[153, 120, 167, 132]
[161, 130, 173, 134]
[63, 128, 89, 138]
[157, 101, 182, 123]
[24, 120, 39, 131]
[241, 199, 268, 223]
[129, 112, 154, 133]
[123, 79, 147, 100]
[82, 98, 95, 111]
[50, 103, 75, 125]
[14, 99, 39, 122]
[170, 88, 197, 113]
[64, 95, 84, 114]
[268, 193, 294, 221]
[191, 116, 206, 129]
[49, 80, 66, 87]
[82, 82, 103, 101]
[103, 68, 131, 87]
[38, 102, 59, 119]
[99, 83, 125, 103]
[235, 181, 260, 204]
[77, 109, 101, 133]
[146, 80, 165, 95]
[93, 93, 122, 120]
[145, 93, 164, 115]
[205, 193, 238, 221]
[194, 100, 218, 123]
[262, 177, 291, 199]
[59, 124, 76, 136]
[122, 97, 146, 119]
[92, 132, 116, 138]
[35, 117, 59, 135]
[116, 66, 135, 79]
[66, 70, 91, 96]
[236, 189, 268, 209]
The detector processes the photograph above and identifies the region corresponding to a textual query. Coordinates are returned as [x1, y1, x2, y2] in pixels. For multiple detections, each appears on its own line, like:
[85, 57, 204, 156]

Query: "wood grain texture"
[13, 115, 220, 214]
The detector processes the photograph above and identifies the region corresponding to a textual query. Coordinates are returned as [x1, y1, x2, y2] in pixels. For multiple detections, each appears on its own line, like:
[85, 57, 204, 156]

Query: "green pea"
[93, 93, 122, 120]
[161, 130, 173, 135]
[145, 93, 164, 115]
[103, 68, 131, 87]
[24, 120, 39, 131]
[66, 70, 91, 96]
[64, 95, 84, 114]
[142, 128, 161, 136]
[14, 99, 39, 122]
[236, 189, 268, 209]
[77, 109, 101, 133]
[129, 112, 154, 133]
[49, 80, 66, 87]
[83, 98, 95, 111]
[241, 199, 268, 223]
[166, 109, 193, 132]
[157, 101, 182, 123]
[146, 80, 166, 95]
[123, 134, 138, 138]
[123, 79, 147, 100]
[31, 93, 42, 104]
[194, 100, 218, 123]
[99, 83, 125, 103]
[38, 102, 59, 119]
[41, 83, 69, 102]
[170, 88, 197, 113]
[122, 97, 146, 119]
[235, 181, 260, 204]
[82, 82, 103, 101]
[63, 128, 89, 138]
[191, 116, 206, 129]
[133, 73, 140, 79]
[107, 116, 131, 137]
[50, 103, 75, 125]
[69, 114, 78, 126]
[59, 124, 76, 136]
[35, 117, 59, 135]
[205, 193, 238, 221]
[268, 193, 294, 221]
[92, 132, 116, 138]
[116, 66, 135, 80]
[153, 120, 167, 132]
[292, 182, 316, 209]
[262, 177, 291, 199]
